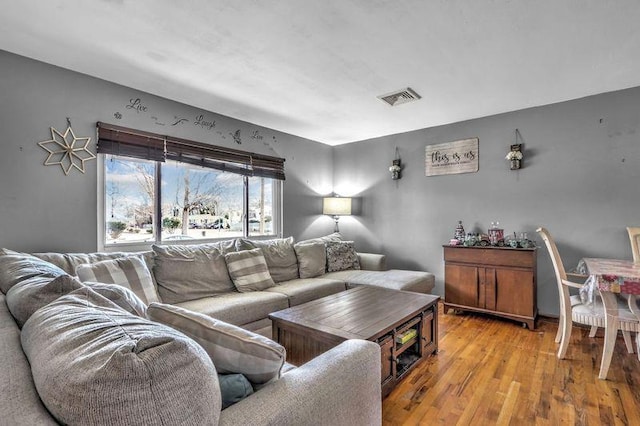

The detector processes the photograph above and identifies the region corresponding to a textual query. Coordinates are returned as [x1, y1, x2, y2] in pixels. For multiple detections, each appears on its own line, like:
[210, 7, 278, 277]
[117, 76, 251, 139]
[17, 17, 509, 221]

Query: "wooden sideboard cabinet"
[443, 245, 537, 329]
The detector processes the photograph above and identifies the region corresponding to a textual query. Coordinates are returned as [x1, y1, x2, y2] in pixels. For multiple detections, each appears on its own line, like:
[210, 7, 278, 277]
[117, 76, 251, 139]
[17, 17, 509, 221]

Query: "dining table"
[582, 257, 640, 379]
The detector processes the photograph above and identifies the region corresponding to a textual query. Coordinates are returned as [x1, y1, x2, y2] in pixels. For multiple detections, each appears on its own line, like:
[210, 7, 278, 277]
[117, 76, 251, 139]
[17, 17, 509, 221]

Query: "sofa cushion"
[175, 291, 289, 326]
[76, 256, 160, 304]
[21, 287, 221, 426]
[294, 242, 326, 279]
[32, 251, 156, 277]
[152, 241, 236, 304]
[324, 269, 436, 294]
[148, 303, 285, 384]
[296, 232, 343, 246]
[0, 254, 67, 294]
[225, 249, 276, 292]
[6, 274, 84, 328]
[325, 241, 360, 272]
[0, 293, 59, 425]
[83, 282, 148, 317]
[236, 237, 298, 282]
[266, 278, 347, 306]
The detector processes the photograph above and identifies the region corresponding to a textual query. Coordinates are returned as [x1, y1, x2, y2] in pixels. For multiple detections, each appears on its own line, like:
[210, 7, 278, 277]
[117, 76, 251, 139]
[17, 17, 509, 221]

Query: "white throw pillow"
[224, 248, 275, 292]
[76, 256, 160, 304]
[147, 303, 285, 385]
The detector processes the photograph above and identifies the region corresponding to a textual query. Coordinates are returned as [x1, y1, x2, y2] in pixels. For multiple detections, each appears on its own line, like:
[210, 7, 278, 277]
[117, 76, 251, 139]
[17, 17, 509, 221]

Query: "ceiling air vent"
[377, 87, 421, 106]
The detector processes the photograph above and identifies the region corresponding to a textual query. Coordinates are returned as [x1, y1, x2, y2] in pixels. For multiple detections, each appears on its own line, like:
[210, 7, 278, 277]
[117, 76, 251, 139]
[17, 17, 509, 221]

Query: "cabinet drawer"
[444, 246, 534, 268]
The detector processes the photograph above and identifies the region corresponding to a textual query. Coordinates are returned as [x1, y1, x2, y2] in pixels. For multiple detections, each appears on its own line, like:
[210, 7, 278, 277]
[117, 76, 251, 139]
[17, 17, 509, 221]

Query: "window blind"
[96, 122, 285, 180]
[96, 122, 166, 162]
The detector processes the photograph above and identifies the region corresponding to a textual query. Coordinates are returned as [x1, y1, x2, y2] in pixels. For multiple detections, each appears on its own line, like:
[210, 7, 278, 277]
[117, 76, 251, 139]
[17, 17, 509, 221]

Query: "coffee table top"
[269, 286, 439, 341]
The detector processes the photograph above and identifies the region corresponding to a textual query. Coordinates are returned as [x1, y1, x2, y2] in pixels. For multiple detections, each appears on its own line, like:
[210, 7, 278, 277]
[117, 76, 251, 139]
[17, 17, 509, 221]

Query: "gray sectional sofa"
[32, 233, 435, 337]
[0, 233, 435, 425]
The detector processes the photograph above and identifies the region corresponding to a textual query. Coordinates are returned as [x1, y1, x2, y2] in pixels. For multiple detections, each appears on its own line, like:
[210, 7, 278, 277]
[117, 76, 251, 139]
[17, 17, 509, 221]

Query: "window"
[98, 123, 284, 248]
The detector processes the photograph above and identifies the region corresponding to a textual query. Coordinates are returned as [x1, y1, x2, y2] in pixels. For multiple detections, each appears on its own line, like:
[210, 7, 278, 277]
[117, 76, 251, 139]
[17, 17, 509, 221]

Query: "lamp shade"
[323, 197, 352, 216]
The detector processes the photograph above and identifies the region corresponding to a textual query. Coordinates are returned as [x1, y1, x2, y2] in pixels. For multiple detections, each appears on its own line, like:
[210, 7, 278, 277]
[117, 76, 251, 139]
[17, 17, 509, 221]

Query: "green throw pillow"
[218, 374, 254, 409]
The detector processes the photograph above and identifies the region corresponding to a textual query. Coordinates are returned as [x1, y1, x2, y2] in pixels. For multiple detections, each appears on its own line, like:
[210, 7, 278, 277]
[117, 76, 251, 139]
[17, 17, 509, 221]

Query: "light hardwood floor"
[382, 302, 640, 425]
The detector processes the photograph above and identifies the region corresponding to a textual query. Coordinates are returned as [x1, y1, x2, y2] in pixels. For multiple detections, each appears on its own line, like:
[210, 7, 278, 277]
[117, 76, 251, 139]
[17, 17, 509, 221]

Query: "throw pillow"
[235, 237, 298, 282]
[152, 241, 236, 304]
[83, 281, 147, 317]
[21, 287, 221, 425]
[147, 303, 286, 384]
[0, 254, 67, 294]
[325, 241, 361, 273]
[75, 256, 160, 304]
[293, 241, 326, 279]
[224, 248, 275, 292]
[218, 374, 254, 409]
[6, 274, 84, 328]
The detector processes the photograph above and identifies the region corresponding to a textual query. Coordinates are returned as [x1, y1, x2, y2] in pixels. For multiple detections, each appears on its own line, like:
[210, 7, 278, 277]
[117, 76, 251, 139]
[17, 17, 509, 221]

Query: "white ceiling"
[2, 1, 640, 145]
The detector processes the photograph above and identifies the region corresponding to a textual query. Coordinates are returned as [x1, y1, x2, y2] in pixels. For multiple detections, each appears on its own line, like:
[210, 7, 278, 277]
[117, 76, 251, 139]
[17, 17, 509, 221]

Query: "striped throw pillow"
[147, 303, 285, 384]
[224, 248, 275, 292]
[75, 256, 160, 304]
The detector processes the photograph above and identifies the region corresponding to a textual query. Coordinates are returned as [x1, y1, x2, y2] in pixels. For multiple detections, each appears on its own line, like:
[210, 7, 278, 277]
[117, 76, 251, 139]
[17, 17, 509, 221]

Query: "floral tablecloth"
[583, 258, 640, 294]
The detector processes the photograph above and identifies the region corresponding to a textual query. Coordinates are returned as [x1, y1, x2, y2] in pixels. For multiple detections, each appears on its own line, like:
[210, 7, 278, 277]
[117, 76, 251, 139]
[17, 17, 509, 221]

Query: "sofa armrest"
[219, 339, 382, 426]
[358, 253, 387, 271]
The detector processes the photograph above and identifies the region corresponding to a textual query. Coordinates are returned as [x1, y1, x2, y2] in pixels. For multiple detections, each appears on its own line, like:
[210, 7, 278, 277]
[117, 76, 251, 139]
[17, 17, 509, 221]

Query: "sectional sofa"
[0, 233, 435, 425]
[32, 233, 435, 337]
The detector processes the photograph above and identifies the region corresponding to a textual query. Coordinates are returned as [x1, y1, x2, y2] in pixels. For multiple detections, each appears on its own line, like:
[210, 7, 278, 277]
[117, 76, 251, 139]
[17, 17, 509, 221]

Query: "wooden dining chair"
[537, 227, 639, 359]
[627, 227, 640, 263]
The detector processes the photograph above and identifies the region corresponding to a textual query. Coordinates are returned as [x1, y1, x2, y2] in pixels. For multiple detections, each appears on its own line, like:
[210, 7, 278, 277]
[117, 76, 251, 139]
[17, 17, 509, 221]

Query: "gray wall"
[0, 50, 333, 252]
[333, 88, 640, 316]
[2, 49, 640, 317]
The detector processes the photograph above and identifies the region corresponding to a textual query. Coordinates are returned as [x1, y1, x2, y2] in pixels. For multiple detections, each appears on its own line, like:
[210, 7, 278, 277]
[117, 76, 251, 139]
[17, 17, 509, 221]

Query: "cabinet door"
[495, 269, 534, 316]
[379, 335, 394, 385]
[420, 310, 437, 356]
[479, 268, 497, 311]
[445, 264, 479, 307]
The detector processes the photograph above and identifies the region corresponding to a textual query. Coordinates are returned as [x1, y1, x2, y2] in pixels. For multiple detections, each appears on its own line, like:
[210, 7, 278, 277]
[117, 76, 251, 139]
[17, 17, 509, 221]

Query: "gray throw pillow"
[6, 274, 84, 328]
[0, 254, 67, 294]
[236, 237, 298, 282]
[218, 374, 254, 409]
[21, 287, 221, 426]
[152, 241, 236, 304]
[294, 242, 326, 279]
[326, 241, 361, 272]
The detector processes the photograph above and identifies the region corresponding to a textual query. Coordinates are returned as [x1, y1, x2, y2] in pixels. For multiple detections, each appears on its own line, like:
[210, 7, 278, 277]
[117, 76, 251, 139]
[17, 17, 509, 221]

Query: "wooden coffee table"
[269, 286, 439, 397]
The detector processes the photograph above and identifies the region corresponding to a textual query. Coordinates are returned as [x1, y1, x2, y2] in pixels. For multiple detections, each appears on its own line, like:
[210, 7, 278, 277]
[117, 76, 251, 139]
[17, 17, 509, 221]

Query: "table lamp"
[322, 196, 352, 232]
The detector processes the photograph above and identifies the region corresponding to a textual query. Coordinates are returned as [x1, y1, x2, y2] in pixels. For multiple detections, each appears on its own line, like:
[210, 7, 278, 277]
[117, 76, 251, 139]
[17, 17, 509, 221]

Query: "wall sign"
[425, 138, 479, 176]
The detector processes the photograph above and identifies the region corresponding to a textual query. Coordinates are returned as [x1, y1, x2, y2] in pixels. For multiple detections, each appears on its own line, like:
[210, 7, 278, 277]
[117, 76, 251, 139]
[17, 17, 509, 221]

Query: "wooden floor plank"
[383, 303, 640, 425]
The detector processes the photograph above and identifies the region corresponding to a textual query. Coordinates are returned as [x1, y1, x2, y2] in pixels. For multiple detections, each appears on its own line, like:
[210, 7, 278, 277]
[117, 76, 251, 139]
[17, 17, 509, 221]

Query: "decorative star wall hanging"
[38, 119, 96, 175]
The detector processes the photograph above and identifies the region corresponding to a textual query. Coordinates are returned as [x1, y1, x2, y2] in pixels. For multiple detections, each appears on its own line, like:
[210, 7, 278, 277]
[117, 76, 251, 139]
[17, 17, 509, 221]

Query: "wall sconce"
[505, 129, 523, 170]
[322, 196, 352, 233]
[389, 147, 401, 180]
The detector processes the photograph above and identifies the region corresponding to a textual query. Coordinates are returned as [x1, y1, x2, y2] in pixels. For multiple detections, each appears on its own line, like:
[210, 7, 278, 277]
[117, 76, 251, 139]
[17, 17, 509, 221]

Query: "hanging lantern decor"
[389, 147, 402, 180]
[505, 129, 524, 170]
